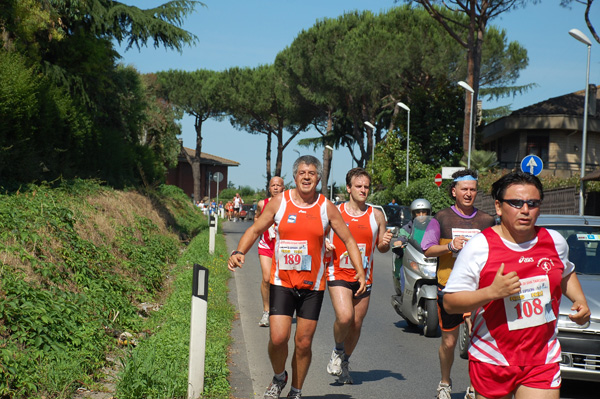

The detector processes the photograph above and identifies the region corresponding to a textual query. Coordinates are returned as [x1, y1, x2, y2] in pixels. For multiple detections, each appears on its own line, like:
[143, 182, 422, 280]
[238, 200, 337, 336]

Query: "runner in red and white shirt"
[256, 176, 285, 327]
[325, 168, 393, 384]
[444, 171, 590, 399]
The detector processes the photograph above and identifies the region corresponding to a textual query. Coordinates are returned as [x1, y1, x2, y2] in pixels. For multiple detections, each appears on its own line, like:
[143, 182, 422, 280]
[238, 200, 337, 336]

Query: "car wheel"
[423, 299, 439, 337]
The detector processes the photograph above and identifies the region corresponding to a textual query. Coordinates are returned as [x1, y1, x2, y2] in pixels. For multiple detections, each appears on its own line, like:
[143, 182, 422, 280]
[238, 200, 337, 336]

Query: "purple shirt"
[420, 205, 479, 251]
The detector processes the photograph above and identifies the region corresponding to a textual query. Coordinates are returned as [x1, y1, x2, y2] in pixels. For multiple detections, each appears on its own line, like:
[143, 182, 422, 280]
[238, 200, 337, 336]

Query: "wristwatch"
[230, 250, 244, 256]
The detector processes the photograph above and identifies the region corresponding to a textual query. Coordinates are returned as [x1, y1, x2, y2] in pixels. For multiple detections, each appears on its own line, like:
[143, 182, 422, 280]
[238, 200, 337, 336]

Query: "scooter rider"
[396, 198, 432, 248]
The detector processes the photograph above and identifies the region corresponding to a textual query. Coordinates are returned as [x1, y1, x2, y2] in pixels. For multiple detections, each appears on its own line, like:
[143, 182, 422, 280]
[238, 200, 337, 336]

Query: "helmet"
[410, 198, 431, 216]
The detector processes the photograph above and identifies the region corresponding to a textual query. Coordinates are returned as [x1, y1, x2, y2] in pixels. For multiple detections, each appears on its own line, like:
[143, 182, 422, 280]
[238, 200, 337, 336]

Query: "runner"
[421, 169, 495, 399]
[443, 171, 590, 399]
[256, 176, 285, 327]
[228, 155, 366, 399]
[233, 193, 243, 222]
[325, 168, 393, 384]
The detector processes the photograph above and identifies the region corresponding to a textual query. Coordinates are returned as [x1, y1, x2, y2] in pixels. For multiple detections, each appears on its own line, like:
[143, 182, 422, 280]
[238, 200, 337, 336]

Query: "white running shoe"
[264, 371, 288, 399]
[326, 349, 343, 376]
[436, 381, 452, 399]
[337, 360, 353, 384]
[259, 311, 270, 327]
[464, 386, 475, 399]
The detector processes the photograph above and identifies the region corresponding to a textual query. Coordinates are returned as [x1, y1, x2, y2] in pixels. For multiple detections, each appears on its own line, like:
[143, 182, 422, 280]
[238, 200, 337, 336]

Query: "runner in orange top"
[325, 168, 393, 384]
[228, 155, 365, 399]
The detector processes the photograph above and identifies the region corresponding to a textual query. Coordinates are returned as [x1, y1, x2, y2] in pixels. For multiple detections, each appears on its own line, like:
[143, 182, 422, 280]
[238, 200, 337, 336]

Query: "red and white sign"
[434, 173, 442, 187]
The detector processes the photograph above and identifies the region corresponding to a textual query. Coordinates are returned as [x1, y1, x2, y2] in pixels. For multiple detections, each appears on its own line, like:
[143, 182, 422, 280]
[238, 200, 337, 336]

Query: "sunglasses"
[500, 199, 542, 209]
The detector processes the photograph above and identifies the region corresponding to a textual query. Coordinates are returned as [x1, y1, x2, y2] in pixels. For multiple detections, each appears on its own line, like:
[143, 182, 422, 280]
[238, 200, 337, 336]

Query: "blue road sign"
[520, 155, 543, 176]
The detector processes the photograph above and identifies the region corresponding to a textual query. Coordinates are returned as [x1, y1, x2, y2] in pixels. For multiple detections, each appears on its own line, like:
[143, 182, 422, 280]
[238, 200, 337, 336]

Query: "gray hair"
[292, 155, 322, 180]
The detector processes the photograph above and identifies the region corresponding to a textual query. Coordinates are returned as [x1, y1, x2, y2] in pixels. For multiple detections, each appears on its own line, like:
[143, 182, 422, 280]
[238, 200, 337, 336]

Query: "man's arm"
[227, 195, 281, 271]
[373, 207, 393, 253]
[255, 199, 265, 219]
[327, 201, 366, 295]
[561, 271, 591, 325]
[444, 263, 521, 314]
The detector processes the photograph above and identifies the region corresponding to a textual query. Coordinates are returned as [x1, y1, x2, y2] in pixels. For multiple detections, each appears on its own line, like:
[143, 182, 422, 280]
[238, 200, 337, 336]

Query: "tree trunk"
[184, 115, 203, 203]
[321, 110, 334, 197]
[275, 128, 284, 178]
[265, 132, 272, 192]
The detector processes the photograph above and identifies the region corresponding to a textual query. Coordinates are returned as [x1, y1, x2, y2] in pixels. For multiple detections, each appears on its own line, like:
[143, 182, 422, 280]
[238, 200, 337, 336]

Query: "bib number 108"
[514, 298, 543, 319]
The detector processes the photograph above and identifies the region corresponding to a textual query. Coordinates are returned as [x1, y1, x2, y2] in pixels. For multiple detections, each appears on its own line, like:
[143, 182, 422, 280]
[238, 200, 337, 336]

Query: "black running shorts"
[269, 285, 325, 321]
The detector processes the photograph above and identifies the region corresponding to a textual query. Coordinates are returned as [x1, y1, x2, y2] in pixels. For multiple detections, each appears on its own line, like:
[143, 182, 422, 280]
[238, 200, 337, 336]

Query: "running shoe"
[259, 311, 270, 327]
[464, 386, 475, 399]
[337, 361, 353, 384]
[264, 371, 288, 399]
[326, 349, 343, 376]
[286, 390, 302, 399]
[436, 381, 452, 399]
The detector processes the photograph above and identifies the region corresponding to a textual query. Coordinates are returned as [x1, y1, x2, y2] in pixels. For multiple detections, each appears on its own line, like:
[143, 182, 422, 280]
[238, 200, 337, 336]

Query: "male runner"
[325, 168, 393, 384]
[421, 169, 495, 399]
[256, 176, 285, 327]
[228, 155, 366, 399]
[444, 171, 590, 399]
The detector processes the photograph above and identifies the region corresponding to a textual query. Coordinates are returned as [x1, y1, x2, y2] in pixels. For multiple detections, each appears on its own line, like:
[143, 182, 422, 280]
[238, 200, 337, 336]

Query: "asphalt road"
[223, 219, 596, 399]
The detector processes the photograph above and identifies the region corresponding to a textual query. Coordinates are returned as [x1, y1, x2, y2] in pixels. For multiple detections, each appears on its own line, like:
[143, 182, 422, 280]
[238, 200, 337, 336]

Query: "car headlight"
[557, 314, 591, 329]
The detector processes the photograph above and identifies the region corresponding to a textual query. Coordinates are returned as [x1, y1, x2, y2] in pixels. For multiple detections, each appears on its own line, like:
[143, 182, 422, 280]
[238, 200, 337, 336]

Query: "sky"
[117, 0, 600, 190]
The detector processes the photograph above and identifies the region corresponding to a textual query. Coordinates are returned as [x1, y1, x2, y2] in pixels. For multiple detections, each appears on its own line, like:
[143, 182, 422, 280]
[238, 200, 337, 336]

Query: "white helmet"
[410, 198, 431, 216]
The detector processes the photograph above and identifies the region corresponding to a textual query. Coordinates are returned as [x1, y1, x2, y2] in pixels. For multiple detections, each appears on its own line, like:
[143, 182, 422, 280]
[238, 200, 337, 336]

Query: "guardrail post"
[188, 264, 209, 399]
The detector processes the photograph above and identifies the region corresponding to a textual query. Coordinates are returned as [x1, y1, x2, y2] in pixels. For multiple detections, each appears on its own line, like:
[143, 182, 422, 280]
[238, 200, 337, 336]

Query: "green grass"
[116, 229, 234, 399]
[0, 180, 235, 399]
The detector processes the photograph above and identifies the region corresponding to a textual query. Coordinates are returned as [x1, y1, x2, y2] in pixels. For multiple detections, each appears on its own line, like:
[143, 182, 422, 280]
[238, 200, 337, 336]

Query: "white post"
[188, 264, 209, 399]
[209, 214, 216, 254]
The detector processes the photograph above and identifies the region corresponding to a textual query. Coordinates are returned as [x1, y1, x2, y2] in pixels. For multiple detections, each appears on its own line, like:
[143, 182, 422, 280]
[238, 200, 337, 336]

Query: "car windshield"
[545, 225, 600, 275]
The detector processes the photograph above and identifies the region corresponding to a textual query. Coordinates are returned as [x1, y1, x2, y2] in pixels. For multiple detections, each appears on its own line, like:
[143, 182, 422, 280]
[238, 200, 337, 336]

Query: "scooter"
[390, 216, 439, 337]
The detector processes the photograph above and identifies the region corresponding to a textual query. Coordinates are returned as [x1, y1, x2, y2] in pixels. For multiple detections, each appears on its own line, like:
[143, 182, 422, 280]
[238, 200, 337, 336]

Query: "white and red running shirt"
[326, 202, 378, 286]
[271, 190, 329, 291]
[258, 197, 276, 257]
[444, 227, 574, 366]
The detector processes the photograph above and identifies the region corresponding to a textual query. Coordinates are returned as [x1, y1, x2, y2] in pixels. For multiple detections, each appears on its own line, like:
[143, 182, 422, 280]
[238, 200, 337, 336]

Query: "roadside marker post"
[209, 214, 216, 254]
[188, 264, 209, 399]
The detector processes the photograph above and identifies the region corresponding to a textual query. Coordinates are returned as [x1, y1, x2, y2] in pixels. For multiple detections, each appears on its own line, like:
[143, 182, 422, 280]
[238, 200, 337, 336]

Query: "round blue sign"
[520, 155, 543, 176]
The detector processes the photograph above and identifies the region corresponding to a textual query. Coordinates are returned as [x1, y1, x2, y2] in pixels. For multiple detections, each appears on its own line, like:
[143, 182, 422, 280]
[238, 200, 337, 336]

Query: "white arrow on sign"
[526, 157, 538, 175]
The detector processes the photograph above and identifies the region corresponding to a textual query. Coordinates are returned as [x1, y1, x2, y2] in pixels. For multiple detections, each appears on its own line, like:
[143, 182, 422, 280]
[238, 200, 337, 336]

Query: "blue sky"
[117, 1, 600, 190]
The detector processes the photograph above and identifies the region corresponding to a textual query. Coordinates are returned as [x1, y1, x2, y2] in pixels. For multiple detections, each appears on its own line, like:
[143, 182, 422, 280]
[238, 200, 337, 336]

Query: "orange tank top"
[271, 190, 329, 290]
[327, 202, 378, 285]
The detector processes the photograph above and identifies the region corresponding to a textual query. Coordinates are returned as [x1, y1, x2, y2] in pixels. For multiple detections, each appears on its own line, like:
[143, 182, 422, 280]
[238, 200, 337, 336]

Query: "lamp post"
[364, 121, 376, 174]
[325, 145, 334, 201]
[397, 102, 410, 187]
[458, 81, 474, 169]
[569, 28, 592, 216]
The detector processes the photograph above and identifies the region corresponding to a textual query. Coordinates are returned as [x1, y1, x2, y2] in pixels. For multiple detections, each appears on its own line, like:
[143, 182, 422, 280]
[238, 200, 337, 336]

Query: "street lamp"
[364, 121, 376, 174]
[325, 145, 334, 201]
[458, 81, 474, 169]
[569, 28, 592, 216]
[397, 102, 410, 187]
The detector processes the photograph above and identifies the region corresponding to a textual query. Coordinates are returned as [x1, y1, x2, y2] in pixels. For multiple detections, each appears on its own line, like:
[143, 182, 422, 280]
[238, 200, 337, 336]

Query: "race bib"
[340, 243, 367, 269]
[278, 240, 312, 271]
[504, 275, 556, 331]
[451, 228, 480, 258]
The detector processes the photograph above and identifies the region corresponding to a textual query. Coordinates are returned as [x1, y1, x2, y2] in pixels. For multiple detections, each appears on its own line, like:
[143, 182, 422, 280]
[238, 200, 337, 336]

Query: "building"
[482, 84, 600, 178]
[166, 147, 239, 200]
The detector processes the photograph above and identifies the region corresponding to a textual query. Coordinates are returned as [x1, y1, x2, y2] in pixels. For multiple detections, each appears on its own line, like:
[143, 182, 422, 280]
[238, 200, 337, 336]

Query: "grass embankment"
[0, 180, 233, 399]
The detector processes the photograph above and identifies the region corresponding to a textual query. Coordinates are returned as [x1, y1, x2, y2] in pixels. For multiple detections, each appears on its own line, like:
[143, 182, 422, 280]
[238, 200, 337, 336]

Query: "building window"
[526, 136, 548, 163]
